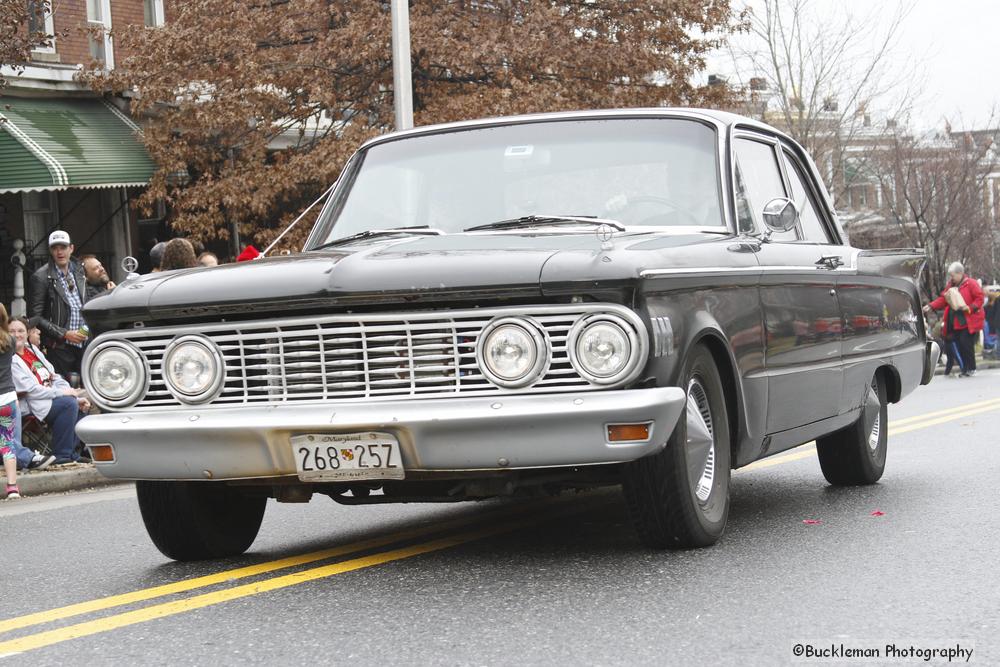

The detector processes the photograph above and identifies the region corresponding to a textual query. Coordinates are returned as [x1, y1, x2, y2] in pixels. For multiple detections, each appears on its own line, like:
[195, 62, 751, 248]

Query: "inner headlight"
[163, 336, 224, 402]
[569, 315, 641, 385]
[87, 342, 146, 408]
[477, 318, 549, 388]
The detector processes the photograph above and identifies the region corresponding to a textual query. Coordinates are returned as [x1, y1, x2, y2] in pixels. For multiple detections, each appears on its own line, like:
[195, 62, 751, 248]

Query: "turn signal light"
[88, 445, 115, 462]
[607, 423, 651, 442]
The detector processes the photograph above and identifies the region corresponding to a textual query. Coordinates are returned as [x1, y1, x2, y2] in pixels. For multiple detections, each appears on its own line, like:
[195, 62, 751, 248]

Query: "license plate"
[291, 432, 405, 482]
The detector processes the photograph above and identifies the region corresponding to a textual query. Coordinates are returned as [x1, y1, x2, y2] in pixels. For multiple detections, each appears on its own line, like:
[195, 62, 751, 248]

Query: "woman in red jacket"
[924, 262, 985, 376]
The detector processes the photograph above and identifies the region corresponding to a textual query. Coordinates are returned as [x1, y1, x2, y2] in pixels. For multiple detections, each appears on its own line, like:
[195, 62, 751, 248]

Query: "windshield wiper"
[464, 215, 626, 233]
[312, 226, 444, 250]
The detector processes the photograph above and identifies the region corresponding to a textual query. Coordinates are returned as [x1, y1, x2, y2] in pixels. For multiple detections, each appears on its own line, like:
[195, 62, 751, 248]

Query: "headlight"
[163, 336, 225, 403]
[86, 342, 147, 408]
[569, 314, 642, 385]
[477, 318, 549, 388]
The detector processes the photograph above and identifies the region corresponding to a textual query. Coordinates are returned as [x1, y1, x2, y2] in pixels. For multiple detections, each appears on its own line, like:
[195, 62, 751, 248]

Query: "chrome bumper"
[922, 341, 941, 385]
[76, 388, 686, 481]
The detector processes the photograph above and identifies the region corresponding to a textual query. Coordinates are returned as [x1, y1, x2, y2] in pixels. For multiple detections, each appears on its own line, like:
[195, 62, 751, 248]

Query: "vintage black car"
[78, 109, 938, 560]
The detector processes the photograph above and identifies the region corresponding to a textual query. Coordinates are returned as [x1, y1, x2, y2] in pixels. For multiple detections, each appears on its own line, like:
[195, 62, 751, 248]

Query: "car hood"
[83, 231, 730, 329]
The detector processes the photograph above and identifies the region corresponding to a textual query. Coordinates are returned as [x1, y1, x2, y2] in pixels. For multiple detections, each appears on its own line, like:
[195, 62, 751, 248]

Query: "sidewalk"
[934, 358, 1000, 375]
[14, 463, 127, 498]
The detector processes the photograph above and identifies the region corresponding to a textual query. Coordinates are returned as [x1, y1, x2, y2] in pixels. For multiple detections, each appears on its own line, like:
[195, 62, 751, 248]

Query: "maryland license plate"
[291, 432, 405, 482]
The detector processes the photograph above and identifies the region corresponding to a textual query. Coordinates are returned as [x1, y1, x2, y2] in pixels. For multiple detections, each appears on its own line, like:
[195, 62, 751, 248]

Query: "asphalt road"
[1, 373, 997, 665]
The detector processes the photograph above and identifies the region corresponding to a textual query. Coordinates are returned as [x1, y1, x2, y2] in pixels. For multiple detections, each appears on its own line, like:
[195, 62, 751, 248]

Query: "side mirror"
[761, 197, 799, 233]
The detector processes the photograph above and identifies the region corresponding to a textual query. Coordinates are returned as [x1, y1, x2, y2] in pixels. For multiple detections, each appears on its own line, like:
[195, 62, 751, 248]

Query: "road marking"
[4, 393, 1000, 655]
[0, 499, 550, 635]
[0, 505, 578, 656]
[889, 402, 1000, 436]
[743, 396, 1000, 471]
[889, 396, 1000, 426]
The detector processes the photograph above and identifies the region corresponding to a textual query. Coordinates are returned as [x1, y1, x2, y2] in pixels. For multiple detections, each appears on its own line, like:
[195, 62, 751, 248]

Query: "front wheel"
[136, 481, 267, 561]
[816, 372, 888, 485]
[622, 345, 731, 549]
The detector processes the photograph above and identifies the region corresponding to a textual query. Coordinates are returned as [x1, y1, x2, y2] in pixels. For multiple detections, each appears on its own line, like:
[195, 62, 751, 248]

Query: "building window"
[87, 0, 114, 68]
[144, 0, 165, 27]
[22, 191, 58, 255]
[27, 0, 56, 54]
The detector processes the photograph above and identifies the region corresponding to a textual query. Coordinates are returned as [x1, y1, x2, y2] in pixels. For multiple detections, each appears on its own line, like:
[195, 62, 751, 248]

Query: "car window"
[782, 151, 831, 243]
[733, 161, 755, 234]
[733, 137, 796, 241]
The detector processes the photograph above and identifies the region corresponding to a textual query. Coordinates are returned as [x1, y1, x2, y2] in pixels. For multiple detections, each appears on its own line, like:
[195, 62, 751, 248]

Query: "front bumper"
[922, 341, 941, 385]
[76, 388, 686, 481]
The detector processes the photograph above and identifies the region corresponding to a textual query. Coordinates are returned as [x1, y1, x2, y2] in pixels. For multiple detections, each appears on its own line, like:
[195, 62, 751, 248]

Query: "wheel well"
[694, 334, 741, 466]
[877, 365, 902, 403]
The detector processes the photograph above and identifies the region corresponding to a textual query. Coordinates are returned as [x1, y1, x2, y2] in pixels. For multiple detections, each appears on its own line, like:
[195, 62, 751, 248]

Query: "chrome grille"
[96, 305, 646, 410]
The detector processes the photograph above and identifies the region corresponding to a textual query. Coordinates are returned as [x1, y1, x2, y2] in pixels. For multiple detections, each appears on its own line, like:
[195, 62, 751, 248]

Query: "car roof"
[359, 108, 786, 151]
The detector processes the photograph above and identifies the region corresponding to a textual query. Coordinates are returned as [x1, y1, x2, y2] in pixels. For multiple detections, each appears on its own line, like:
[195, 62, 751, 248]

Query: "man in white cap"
[27, 230, 89, 378]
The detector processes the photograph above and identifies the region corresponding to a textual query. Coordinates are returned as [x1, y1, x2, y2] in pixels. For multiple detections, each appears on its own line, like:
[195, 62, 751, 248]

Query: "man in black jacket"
[28, 231, 89, 378]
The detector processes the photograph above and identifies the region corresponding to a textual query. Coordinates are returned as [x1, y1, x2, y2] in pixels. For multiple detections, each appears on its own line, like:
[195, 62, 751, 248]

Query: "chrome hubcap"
[686, 378, 715, 503]
[868, 379, 881, 451]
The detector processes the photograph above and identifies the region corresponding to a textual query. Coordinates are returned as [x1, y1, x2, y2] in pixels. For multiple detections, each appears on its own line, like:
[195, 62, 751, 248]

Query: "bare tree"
[866, 122, 1000, 298]
[726, 0, 917, 206]
[0, 0, 55, 89]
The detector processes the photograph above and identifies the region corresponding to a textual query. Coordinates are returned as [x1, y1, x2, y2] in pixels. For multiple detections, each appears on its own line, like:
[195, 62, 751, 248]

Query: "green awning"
[0, 97, 156, 194]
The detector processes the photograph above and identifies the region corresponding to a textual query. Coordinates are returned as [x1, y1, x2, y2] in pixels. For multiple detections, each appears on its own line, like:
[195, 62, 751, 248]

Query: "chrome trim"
[567, 313, 645, 386]
[82, 340, 150, 411]
[88, 304, 649, 411]
[475, 317, 551, 389]
[78, 387, 688, 479]
[161, 335, 227, 405]
[651, 316, 674, 357]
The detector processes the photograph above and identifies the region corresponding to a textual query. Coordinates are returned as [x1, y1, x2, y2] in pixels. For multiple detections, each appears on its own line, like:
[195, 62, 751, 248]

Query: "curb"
[934, 359, 1000, 376]
[16, 465, 129, 497]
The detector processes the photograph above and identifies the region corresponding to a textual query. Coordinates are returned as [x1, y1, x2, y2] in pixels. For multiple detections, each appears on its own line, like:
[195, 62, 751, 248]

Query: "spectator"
[1, 308, 54, 496]
[27, 231, 89, 378]
[9, 318, 91, 465]
[198, 251, 219, 267]
[149, 241, 166, 273]
[80, 255, 117, 300]
[924, 262, 985, 377]
[160, 238, 198, 271]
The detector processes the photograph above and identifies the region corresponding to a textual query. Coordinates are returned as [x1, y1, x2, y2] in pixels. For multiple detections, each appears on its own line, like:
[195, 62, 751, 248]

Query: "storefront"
[0, 95, 156, 315]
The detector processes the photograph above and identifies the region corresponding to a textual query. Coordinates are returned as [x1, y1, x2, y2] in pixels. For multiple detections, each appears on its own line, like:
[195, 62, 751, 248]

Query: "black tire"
[623, 345, 731, 549]
[136, 480, 267, 561]
[816, 372, 888, 485]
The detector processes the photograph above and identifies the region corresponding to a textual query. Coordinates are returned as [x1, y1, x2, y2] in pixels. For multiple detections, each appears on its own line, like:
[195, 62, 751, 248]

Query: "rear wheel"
[136, 480, 267, 561]
[816, 373, 888, 485]
[623, 345, 731, 549]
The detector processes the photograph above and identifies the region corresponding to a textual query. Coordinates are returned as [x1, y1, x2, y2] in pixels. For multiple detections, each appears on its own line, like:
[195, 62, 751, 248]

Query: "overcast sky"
[707, 0, 997, 131]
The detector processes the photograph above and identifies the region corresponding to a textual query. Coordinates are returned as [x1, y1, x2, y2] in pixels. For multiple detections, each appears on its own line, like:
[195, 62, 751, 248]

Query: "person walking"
[27, 231, 89, 378]
[924, 262, 985, 377]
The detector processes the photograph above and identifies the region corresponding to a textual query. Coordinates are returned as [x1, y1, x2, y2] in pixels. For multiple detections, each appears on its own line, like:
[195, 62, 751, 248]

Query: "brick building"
[0, 0, 170, 315]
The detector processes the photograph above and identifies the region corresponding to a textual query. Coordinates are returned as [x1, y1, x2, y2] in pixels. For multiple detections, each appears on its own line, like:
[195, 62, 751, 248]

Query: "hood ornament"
[121, 255, 140, 281]
[596, 223, 616, 251]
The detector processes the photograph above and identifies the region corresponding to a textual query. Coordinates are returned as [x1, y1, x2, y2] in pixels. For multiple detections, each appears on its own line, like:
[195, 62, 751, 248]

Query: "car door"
[732, 132, 850, 434]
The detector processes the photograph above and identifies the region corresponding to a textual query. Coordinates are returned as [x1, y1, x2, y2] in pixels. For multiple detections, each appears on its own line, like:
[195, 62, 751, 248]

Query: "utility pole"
[390, 0, 414, 131]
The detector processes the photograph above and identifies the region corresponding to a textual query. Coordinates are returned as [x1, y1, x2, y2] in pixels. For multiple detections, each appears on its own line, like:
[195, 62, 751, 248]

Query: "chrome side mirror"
[761, 197, 799, 233]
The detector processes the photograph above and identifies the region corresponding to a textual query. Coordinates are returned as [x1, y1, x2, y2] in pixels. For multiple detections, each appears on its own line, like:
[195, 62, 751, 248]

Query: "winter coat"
[28, 259, 88, 349]
[929, 276, 985, 335]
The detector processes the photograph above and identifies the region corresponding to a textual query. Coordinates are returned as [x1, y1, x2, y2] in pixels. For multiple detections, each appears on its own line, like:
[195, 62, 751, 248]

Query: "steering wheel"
[614, 195, 702, 227]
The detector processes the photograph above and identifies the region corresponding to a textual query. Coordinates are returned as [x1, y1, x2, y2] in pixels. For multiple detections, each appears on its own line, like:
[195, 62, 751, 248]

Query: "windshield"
[312, 118, 724, 245]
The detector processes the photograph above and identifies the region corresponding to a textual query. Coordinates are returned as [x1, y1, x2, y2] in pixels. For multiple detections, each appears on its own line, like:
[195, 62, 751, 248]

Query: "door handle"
[816, 255, 844, 270]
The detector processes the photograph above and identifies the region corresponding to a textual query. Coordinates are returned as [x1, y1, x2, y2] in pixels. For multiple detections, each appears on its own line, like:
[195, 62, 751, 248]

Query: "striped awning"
[0, 97, 156, 194]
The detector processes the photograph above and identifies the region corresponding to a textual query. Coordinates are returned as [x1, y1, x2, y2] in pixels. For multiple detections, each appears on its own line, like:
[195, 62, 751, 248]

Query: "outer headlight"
[569, 314, 642, 385]
[85, 341, 147, 409]
[477, 318, 549, 388]
[162, 336, 225, 403]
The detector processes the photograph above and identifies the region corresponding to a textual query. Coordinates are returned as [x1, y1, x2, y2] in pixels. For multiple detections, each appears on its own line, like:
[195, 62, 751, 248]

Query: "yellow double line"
[739, 396, 1000, 471]
[2, 394, 998, 655]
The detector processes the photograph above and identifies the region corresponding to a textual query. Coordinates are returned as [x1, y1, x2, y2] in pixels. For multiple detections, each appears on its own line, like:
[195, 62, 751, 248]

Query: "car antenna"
[259, 181, 338, 258]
